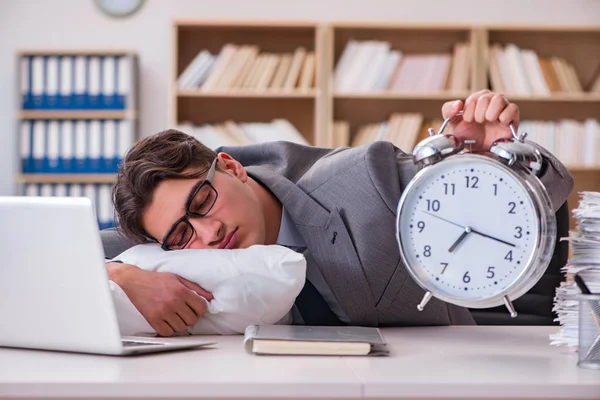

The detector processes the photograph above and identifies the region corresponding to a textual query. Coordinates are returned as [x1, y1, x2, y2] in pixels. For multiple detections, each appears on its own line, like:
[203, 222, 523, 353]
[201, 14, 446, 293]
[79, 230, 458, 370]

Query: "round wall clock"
[94, 0, 146, 18]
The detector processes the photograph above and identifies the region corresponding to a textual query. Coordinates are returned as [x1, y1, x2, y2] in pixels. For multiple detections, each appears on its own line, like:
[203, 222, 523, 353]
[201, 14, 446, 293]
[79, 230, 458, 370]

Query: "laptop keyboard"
[122, 340, 165, 347]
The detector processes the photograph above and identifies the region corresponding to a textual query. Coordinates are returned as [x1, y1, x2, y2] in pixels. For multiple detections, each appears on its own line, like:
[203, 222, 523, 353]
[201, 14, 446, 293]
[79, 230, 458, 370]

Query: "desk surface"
[0, 326, 598, 400]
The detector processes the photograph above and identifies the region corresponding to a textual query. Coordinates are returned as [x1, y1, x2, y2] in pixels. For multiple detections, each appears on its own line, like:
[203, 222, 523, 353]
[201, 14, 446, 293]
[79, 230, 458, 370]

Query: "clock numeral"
[487, 266, 496, 279]
[493, 183, 498, 196]
[463, 271, 471, 283]
[440, 262, 448, 274]
[417, 221, 425, 232]
[505, 250, 513, 262]
[514, 226, 523, 239]
[423, 245, 432, 257]
[443, 183, 455, 195]
[426, 199, 441, 212]
[465, 176, 479, 189]
[508, 202, 516, 214]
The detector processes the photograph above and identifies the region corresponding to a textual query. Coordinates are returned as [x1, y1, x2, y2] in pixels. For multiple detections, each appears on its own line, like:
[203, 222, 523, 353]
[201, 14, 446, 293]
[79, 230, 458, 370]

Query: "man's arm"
[106, 261, 213, 336]
[525, 141, 573, 213]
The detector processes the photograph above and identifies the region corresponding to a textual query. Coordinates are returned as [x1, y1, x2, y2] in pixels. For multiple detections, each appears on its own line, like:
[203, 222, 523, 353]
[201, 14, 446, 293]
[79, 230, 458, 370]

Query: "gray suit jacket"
[101, 140, 573, 327]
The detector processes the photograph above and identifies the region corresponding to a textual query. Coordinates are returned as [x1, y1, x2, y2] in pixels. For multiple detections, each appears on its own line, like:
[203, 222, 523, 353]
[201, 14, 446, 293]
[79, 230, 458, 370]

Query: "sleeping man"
[103, 90, 573, 336]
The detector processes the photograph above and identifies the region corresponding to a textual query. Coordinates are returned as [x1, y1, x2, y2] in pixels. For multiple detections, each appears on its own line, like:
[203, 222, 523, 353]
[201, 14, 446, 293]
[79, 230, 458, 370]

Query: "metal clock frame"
[395, 112, 557, 317]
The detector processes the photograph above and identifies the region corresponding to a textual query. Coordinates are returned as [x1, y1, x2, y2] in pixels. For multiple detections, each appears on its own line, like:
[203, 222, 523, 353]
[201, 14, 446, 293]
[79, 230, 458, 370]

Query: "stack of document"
[551, 192, 600, 347]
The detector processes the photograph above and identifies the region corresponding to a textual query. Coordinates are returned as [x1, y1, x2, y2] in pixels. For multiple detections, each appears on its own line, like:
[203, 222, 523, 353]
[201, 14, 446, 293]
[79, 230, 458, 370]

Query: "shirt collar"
[275, 206, 306, 248]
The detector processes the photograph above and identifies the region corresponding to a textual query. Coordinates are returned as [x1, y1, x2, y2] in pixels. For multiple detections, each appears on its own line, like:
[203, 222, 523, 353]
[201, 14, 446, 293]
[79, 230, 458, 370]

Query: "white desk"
[0, 326, 598, 400]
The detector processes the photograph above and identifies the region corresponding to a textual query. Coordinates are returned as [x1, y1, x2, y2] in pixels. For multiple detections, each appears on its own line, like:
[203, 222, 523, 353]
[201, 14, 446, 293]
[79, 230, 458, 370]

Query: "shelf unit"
[171, 20, 326, 146]
[16, 50, 138, 229]
[480, 26, 600, 229]
[16, 174, 117, 184]
[171, 21, 600, 229]
[326, 23, 480, 146]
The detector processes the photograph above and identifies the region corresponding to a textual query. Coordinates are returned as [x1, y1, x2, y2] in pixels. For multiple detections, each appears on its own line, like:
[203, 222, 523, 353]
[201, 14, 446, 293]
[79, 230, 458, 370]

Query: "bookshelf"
[171, 20, 326, 146]
[171, 21, 600, 229]
[326, 23, 479, 149]
[481, 26, 600, 229]
[16, 50, 139, 229]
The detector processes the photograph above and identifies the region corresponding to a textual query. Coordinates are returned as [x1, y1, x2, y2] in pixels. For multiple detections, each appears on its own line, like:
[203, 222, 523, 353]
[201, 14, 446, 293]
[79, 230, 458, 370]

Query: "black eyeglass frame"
[160, 158, 219, 251]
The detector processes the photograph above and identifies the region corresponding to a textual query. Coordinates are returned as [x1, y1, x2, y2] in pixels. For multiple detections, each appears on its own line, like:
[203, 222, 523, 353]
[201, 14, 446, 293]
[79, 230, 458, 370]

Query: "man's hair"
[113, 129, 217, 244]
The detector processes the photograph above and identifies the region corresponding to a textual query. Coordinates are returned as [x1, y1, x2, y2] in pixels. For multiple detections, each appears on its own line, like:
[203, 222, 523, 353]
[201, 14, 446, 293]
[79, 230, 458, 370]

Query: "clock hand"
[469, 228, 516, 247]
[448, 227, 472, 252]
[421, 211, 466, 230]
[422, 211, 516, 247]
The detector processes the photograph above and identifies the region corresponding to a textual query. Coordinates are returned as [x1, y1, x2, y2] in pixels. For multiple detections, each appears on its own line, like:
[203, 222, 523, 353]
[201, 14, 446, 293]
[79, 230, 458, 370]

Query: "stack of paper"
[551, 192, 600, 347]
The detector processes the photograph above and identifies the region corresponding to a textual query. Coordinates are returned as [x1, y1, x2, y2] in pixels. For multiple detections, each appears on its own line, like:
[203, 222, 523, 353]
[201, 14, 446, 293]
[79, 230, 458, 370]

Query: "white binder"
[102, 120, 117, 171]
[46, 56, 59, 107]
[20, 121, 32, 173]
[60, 120, 74, 173]
[74, 56, 87, 108]
[40, 183, 54, 197]
[74, 120, 87, 172]
[88, 57, 101, 108]
[89, 120, 102, 172]
[55, 183, 68, 198]
[117, 120, 134, 158]
[32, 120, 45, 172]
[31, 56, 44, 108]
[47, 121, 60, 172]
[25, 184, 39, 197]
[59, 56, 73, 108]
[102, 56, 116, 108]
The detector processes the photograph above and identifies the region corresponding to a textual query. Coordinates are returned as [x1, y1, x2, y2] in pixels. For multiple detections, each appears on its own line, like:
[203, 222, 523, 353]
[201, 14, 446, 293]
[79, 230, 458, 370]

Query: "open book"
[243, 325, 388, 356]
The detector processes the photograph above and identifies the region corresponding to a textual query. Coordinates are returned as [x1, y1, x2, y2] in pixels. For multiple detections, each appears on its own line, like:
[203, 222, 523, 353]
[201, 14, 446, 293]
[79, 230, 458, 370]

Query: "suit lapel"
[247, 166, 378, 326]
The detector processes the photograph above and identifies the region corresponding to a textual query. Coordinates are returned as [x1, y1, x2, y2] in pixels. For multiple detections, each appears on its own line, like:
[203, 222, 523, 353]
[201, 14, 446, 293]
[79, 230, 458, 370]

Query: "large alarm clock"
[395, 111, 556, 317]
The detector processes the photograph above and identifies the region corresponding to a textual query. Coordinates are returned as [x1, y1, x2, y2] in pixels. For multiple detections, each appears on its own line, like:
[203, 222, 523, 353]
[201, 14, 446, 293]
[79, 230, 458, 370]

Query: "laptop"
[0, 196, 217, 355]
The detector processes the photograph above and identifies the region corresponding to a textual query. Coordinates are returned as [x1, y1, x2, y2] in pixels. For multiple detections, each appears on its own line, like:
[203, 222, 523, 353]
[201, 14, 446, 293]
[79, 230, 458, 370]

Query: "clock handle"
[435, 110, 526, 142]
[503, 296, 518, 318]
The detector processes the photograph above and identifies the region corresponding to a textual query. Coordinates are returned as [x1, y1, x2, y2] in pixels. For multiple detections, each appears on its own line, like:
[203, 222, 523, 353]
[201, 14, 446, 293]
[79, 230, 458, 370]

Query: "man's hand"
[442, 90, 519, 152]
[106, 262, 213, 337]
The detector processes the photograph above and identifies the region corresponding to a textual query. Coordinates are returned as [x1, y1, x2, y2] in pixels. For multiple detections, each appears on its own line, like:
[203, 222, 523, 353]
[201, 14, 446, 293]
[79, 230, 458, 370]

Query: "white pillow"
[109, 244, 306, 335]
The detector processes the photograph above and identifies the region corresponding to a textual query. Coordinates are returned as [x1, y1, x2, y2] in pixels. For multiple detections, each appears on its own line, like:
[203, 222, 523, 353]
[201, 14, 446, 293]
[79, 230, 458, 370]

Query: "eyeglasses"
[161, 158, 218, 251]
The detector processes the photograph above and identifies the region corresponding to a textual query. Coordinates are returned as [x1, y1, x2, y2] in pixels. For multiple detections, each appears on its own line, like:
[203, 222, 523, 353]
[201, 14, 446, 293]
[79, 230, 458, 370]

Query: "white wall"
[1, 0, 599, 195]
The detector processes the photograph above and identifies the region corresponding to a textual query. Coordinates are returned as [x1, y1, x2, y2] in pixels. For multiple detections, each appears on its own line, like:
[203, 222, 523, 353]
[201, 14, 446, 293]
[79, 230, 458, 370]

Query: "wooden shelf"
[333, 92, 472, 100]
[506, 94, 600, 102]
[16, 174, 117, 184]
[18, 111, 137, 120]
[172, 21, 325, 145]
[170, 21, 600, 231]
[566, 165, 600, 172]
[174, 20, 318, 28]
[176, 89, 318, 98]
[18, 50, 136, 56]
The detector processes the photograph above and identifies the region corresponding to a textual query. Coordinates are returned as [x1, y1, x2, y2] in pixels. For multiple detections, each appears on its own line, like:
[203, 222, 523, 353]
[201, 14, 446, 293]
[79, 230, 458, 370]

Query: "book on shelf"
[333, 40, 470, 94]
[22, 182, 115, 230]
[329, 121, 350, 148]
[346, 113, 426, 152]
[591, 70, 600, 93]
[487, 43, 588, 95]
[177, 44, 315, 93]
[177, 118, 310, 150]
[551, 192, 600, 348]
[520, 119, 600, 167]
[243, 324, 388, 356]
[20, 54, 136, 110]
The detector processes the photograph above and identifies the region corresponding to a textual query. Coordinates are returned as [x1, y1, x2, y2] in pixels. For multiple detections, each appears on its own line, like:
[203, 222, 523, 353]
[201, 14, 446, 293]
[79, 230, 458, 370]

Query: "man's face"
[142, 154, 266, 250]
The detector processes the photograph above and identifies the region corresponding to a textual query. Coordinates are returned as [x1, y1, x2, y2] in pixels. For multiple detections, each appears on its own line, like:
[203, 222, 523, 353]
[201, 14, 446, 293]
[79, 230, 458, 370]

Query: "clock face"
[397, 155, 540, 305]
